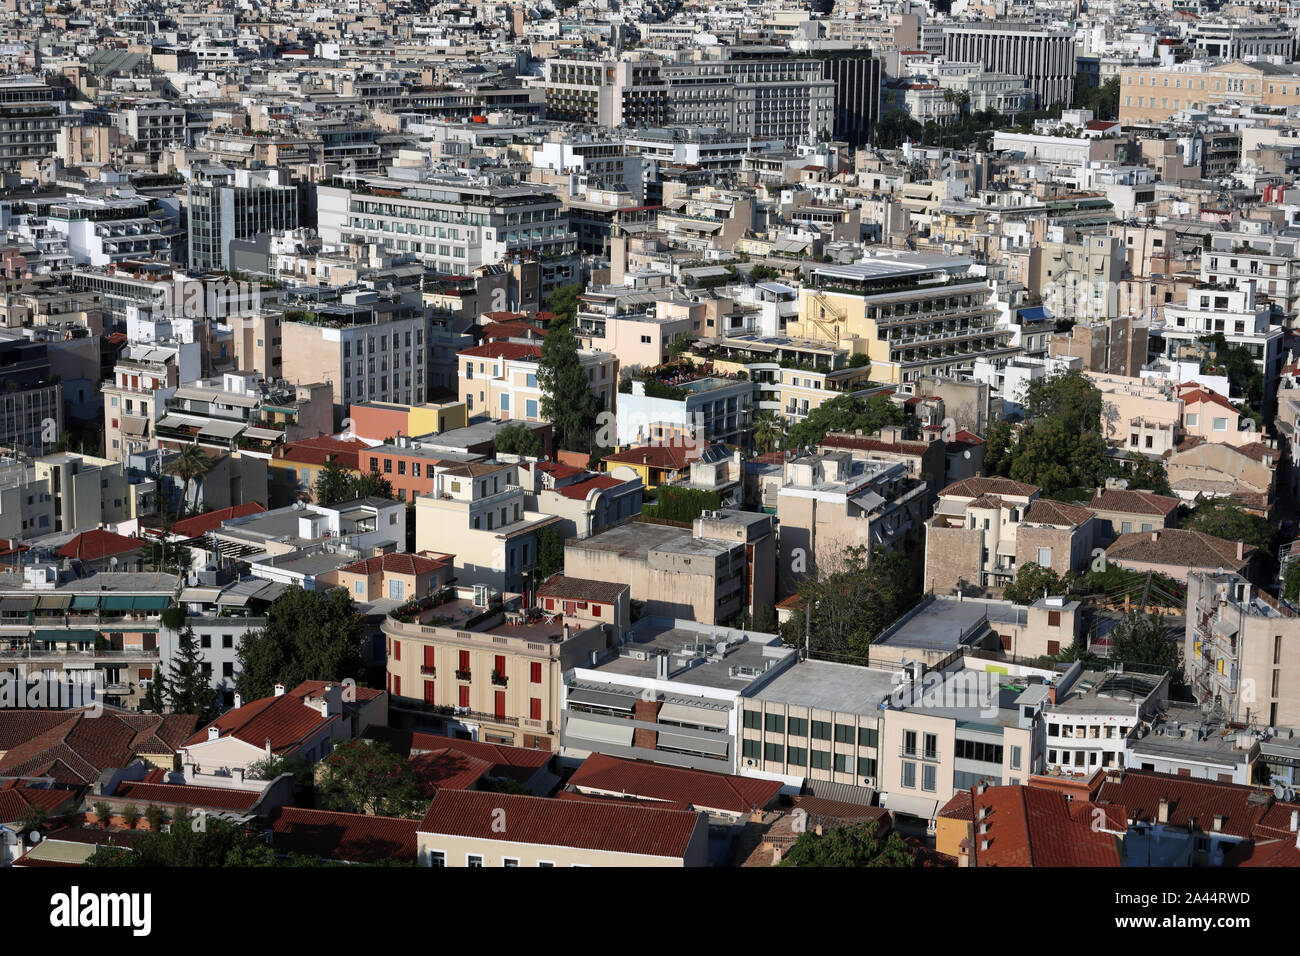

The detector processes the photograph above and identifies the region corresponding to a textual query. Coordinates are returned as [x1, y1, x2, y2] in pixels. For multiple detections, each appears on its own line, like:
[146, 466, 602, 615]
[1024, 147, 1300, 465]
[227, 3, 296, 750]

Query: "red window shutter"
[424, 680, 436, 705]
[459, 649, 470, 670]
[424, 645, 436, 669]
[1048, 610, 1061, 627]
[545, 598, 554, 610]
[494, 691, 506, 718]
[1048, 640, 1061, 656]
[494, 654, 505, 676]
[530, 661, 541, 684]
[459, 685, 469, 708]
[393, 675, 401, 697]
[393, 640, 401, 661]
[386, 672, 392, 693]
[564, 601, 576, 615]
[530, 697, 541, 720]
[591, 604, 602, 617]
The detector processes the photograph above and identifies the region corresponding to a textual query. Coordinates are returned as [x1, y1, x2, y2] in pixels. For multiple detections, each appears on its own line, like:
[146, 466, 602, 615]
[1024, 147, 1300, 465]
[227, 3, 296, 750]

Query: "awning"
[879, 793, 940, 822]
[564, 716, 634, 748]
[36, 595, 71, 610]
[35, 628, 97, 644]
[101, 596, 134, 611]
[199, 420, 245, 440]
[70, 596, 100, 610]
[657, 701, 729, 730]
[120, 416, 148, 438]
[656, 731, 729, 757]
[566, 686, 634, 713]
[132, 596, 171, 610]
[179, 587, 222, 603]
[217, 591, 252, 607]
[0, 597, 35, 612]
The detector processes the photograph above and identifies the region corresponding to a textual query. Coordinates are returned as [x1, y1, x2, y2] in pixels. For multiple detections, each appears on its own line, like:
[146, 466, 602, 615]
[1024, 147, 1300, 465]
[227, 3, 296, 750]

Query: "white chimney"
[207, 726, 219, 741]
[1290, 810, 1297, 832]
[233, 693, 243, 709]
[274, 683, 286, 697]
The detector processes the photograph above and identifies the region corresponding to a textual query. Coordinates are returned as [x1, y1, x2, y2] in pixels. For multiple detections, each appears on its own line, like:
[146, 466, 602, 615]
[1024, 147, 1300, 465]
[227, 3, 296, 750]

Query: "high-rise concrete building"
[187, 166, 299, 272]
[942, 22, 1076, 108]
[815, 51, 883, 148]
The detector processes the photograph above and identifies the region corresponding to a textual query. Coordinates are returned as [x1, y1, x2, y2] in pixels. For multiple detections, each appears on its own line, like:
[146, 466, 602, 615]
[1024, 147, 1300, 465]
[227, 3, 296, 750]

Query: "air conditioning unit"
[745, 758, 757, 767]
[862, 777, 874, 787]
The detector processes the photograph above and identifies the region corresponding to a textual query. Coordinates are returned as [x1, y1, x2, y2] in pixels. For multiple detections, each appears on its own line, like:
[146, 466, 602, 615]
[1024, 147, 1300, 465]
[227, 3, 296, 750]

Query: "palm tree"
[753, 412, 785, 456]
[165, 445, 213, 520]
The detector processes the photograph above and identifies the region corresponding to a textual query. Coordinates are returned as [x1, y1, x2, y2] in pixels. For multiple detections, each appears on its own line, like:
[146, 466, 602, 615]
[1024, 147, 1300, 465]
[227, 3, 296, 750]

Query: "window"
[902, 760, 916, 788]
[858, 727, 878, 748]
[200, 635, 211, 649]
[388, 580, 405, 600]
[954, 739, 1004, 763]
[857, 756, 876, 777]
[467, 855, 483, 867]
[743, 710, 761, 730]
[903, 730, 917, 756]
[530, 661, 542, 683]
[1213, 417, 1228, 431]
[742, 738, 760, 760]
[526, 399, 538, 418]
[428, 850, 446, 867]
[834, 753, 852, 773]
[810, 749, 832, 770]
[834, 724, 854, 744]
[1037, 547, 1052, 566]
[923, 733, 938, 759]
[1011, 746, 1022, 770]
[786, 745, 807, 766]
[811, 720, 831, 740]
[787, 716, 807, 736]
[763, 742, 784, 763]
[764, 713, 785, 733]
[537, 861, 555, 868]
[503, 858, 519, 867]
[922, 764, 937, 792]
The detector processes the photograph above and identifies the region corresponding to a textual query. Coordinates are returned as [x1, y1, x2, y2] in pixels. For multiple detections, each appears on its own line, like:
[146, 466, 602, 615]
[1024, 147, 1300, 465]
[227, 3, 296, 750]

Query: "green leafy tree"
[1109, 611, 1182, 683]
[494, 422, 542, 458]
[871, 109, 925, 149]
[16, 806, 48, 834]
[144, 805, 166, 831]
[142, 668, 168, 713]
[779, 546, 917, 663]
[538, 315, 603, 452]
[1185, 499, 1274, 555]
[348, 470, 394, 500]
[84, 816, 292, 867]
[165, 625, 218, 722]
[1125, 458, 1173, 497]
[120, 805, 142, 830]
[235, 587, 365, 701]
[535, 525, 564, 579]
[165, 445, 214, 519]
[246, 754, 316, 787]
[1002, 563, 1066, 605]
[92, 801, 112, 827]
[544, 282, 581, 324]
[753, 411, 784, 455]
[316, 739, 426, 818]
[1284, 561, 1300, 604]
[781, 822, 918, 867]
[314, 458, 354, 505]
[643, 487, 721, 523]
[785, 394, 903, 451]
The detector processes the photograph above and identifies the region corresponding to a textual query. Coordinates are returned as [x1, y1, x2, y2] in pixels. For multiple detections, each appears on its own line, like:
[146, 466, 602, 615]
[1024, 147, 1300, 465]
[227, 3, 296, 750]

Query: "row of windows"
[742, 711, 878, 747]
[741, 738, 877, 775]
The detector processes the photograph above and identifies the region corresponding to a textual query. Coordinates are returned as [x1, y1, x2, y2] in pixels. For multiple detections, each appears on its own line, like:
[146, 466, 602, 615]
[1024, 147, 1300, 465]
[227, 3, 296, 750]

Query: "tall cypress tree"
[538, 318, 602, 452]
[166, 625, 217, 722]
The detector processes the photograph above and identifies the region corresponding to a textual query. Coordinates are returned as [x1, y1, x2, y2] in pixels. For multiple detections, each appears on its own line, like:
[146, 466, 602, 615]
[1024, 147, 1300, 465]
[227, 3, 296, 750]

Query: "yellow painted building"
[1119, 60, 1300, 125]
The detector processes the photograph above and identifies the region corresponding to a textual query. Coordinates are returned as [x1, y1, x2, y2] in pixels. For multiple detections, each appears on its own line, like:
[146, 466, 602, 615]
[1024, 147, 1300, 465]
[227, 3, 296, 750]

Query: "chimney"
[265, 738, 273, 758]
[207, 725, 219, 741]
[1157, 797, 1169, 823]
[233, 692, 242, 709]
[1236, 540, 1244, 561]
[274, 683, 286, 697]
[183, 762, 197, 781]
[563, 623, 571, 641]
[1150, 531, 1159, 543]
[1212, 814, 1224, 832]
[1290, 810, 1298, 833]
[1048, 685, 1057, 705]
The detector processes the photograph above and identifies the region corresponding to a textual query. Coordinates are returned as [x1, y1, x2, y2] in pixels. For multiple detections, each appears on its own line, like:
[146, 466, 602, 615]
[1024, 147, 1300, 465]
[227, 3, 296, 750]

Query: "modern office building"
[187, 165, 299, 272]
[942, 22, 1075, 107]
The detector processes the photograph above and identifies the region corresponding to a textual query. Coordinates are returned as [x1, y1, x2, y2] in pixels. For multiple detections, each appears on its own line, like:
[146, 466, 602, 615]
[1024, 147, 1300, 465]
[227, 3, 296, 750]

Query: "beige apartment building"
[456, 340, 616, 423]
[1049, 316, 1149, 378]
[230, 312, 283, 382]
[418, 789, 709, 867]
[1185, 571, 1300, 730]
[923, 477, 1094, 595]
[382, 584, 615, 752]
[1120, 60, 1300, 126]
[1085, 371, 1183, 456]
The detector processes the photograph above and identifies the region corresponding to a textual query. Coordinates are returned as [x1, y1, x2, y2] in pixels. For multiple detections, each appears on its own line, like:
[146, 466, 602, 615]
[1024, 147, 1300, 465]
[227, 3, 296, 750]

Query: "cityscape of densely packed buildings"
[1, 0, 1300, 884]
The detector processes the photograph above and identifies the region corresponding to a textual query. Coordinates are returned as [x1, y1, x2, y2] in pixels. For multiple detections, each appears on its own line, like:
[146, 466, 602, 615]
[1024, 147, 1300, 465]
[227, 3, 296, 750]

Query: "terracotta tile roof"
[1232, 838, 1300, 866]
[271, 807, 420, 863]
[970, 785, 1122, 867]
[1023, 499, 1093, 527]
[480, 320, 545, 341]
[185, 684, 346, 755]
[0, 786, 75, 823]
[457, 341, 542, 361]
[1094, 770, 1267, 839]
[938, 476, 1039, 499]
[170, 502, 267, 538]
[551, 789, 695, 812]
[408, 748, 496, 792]
[1086, 488, 1181, 516]
[818, 431, 931, 455]
[603, 442, 703, 471]
[275, 435, 370, 469]
[56, 529, 143, 561]
[338, 551, 453, 577]
[0, 712, 196, 786]
[1106, 528, 1254, 570]
[938, 789, 974, 821]
[392, 731, 551, 778]
[568, 753, 782, 815]
[113, 781, 260, 812]
[418, 788, 704, 858]
[1178, 385, 1238, 412]
[537, 573, 629, 605]
[552, 474, 628, 500]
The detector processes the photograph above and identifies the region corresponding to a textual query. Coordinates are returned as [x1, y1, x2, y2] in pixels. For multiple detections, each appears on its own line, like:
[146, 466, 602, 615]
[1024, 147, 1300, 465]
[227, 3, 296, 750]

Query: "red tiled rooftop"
[271, 807, 420, 863]
[569, 752, 781, 815]
[170, 502, 267, 538]
[113, 781, 260, 812]
[57, 529, 143, 561]
[339, 551, 453, 577]
[457, 341, 542, 361]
